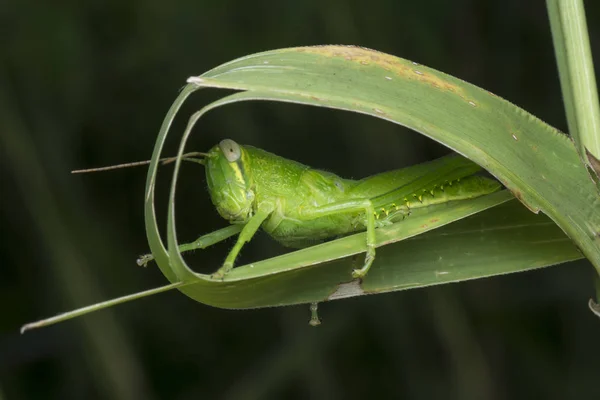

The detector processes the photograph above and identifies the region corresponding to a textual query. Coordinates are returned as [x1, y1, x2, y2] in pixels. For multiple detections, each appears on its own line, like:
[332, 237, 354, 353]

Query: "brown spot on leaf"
[513, 190, 523, 201]
[295, 45, 470, 100]
[586, 148, 600, 177]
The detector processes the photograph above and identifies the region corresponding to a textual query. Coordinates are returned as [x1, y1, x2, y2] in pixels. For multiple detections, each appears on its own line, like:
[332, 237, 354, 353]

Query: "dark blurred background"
[2, 0, 600, 399]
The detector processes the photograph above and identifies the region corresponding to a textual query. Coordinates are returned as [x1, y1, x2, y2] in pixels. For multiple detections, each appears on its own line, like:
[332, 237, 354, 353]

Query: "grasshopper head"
[205, 139, 255, 223]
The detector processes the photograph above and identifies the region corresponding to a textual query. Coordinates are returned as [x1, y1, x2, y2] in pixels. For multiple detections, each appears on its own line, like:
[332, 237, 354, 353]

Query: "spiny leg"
[137, 224, 243, 267]
[299, 198, 377, 279]
[352, 202, 376, 279]
[212, 203, 275, 280]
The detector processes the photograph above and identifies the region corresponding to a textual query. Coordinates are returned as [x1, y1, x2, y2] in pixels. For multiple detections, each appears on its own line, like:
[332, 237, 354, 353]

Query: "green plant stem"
[547, 0, 600, 182]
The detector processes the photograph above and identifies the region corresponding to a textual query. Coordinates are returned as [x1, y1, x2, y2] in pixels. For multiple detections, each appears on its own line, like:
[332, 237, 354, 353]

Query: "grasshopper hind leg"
[351, 247, 376, 279]
[351, 200, 412, 277]
[352, 200, 377, 279]
[300, 198, 378, 280]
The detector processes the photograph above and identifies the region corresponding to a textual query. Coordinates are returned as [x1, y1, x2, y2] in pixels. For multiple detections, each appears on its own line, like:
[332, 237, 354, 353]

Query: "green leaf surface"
[144, 46, 598, 309]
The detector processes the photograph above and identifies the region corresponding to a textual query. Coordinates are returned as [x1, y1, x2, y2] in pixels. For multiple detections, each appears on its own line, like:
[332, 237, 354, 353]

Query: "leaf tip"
[187, 76, 204, 85]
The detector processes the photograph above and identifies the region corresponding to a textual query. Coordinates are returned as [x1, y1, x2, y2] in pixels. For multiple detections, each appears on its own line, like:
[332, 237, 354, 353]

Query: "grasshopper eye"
[219, 139, 241, 162]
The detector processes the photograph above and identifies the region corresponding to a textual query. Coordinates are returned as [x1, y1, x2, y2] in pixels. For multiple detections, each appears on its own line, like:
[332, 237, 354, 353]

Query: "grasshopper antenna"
[71, 152, 208, 174]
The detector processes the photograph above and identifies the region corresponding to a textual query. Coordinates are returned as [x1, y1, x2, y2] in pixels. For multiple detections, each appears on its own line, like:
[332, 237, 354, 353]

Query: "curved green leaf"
[144, 46, 597, 309]
[187, 46, 599, 272]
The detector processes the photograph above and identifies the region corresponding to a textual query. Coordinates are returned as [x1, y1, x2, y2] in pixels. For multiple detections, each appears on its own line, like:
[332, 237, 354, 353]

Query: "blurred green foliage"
[1, 0, 599, 399]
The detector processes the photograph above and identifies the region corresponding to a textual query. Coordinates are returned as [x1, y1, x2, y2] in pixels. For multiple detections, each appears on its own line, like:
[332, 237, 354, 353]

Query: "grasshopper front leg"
[212, 202, 275, 280]
[137, 224, 244, 266]
[300, 199, 376, 279]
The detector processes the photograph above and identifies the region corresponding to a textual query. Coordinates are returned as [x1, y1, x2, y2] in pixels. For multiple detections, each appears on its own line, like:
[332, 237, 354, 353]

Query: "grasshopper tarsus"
[352, 248, 376, 279]
[210, 274, 226, 282]
[136, 254, 153, 267]
[211, 262, 233, 281]
[309, 302, 321, 327]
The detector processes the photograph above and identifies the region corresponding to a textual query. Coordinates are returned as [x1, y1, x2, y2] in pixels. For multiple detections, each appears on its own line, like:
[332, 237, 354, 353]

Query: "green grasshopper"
[21, 139, 501, 332]
[140, 139, 501, 280]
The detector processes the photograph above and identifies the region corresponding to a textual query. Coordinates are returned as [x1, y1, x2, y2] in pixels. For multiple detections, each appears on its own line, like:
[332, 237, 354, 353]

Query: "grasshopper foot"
[351, 268, 367, 279]
[211, 262, 233, 280]
[309, 303, 321, 327]
[351, 248, 375, 279]
[136, 254, 154, 267]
